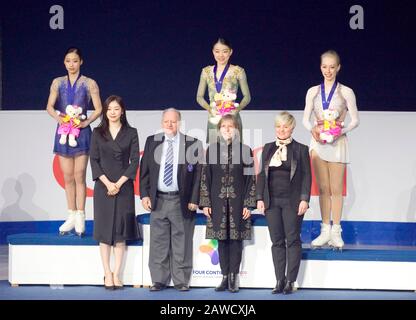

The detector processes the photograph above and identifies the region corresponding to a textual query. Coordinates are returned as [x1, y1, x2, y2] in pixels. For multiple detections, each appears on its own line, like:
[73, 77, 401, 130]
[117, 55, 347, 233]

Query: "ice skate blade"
[328, 244, 343, 252]
[311, 241, 330, 250]
[59, 231, 72, 236]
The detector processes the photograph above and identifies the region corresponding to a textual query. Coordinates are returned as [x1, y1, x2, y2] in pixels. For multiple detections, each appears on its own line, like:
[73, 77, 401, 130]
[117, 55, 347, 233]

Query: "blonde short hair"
[274, 111, 296, 128]
[321, 50, 341, 65]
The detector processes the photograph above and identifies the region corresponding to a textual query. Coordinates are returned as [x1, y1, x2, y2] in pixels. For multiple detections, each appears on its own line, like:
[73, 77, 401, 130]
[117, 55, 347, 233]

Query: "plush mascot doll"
[57, 105, 86, 147]
[319, 109, 343, 143]
[209, 89, 239, 125]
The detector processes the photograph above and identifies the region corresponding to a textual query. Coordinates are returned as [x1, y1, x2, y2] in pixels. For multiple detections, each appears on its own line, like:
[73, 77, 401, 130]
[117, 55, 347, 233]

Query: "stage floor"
[1, 243, 416, 300]
[0, 280, 415, 300]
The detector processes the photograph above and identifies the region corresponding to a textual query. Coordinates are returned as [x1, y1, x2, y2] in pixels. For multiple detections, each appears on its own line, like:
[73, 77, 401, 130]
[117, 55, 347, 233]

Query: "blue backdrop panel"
[1, 0, 415, 110]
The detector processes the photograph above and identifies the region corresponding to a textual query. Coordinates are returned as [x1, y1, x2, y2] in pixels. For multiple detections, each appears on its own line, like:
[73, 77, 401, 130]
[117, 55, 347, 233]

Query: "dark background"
[1, 0, 415, 110]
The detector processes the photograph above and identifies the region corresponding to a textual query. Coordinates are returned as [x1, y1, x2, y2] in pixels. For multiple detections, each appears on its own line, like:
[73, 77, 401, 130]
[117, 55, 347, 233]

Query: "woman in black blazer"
[90, 95, 141, 290]
[256, 111, 311, 294]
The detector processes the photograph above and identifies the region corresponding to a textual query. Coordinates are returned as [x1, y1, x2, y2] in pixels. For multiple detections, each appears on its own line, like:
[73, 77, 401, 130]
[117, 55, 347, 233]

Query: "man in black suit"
[140, 108, 203, 292]
[256, 112, 311, 294]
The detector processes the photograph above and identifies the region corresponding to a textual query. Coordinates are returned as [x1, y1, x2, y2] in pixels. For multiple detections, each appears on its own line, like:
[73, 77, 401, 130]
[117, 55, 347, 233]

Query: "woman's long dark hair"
[64, 47, 83, 60]
[212, 37, 232, 50]
[96, 95, 130, 139]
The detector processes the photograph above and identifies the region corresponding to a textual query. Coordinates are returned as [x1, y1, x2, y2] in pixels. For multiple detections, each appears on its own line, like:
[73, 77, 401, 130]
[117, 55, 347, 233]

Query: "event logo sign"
[199, 239, 219, 265]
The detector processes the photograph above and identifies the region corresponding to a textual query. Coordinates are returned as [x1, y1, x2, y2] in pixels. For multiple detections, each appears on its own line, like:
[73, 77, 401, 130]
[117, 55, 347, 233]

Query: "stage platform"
[6, 214, 416, 290]
[8, 233, 143, 287]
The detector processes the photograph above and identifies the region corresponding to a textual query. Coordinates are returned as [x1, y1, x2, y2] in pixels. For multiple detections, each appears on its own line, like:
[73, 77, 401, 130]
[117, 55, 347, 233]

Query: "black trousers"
[265, 198, 304, 282]
[218, 239, 243, 274]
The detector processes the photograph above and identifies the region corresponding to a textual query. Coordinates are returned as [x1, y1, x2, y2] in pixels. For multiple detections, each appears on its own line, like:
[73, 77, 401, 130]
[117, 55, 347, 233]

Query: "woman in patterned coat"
[200, 114, 256, 293]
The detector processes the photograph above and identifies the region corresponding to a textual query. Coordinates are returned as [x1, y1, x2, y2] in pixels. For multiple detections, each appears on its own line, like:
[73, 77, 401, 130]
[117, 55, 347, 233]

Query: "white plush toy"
[318, 109, 342, 144]
[57, 105, 86, 147]
[209, 90, 239, 125]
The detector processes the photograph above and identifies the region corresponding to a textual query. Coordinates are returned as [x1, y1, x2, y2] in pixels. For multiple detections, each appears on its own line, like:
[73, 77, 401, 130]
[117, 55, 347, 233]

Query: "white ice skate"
[328, 224, 344, 251]
[74, 210, 85, 237]
[311, 223, 331, 249]
[59, 210, 76, 235]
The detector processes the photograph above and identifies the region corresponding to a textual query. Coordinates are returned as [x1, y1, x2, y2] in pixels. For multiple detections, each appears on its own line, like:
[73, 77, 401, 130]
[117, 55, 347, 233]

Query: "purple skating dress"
[52, 75, 96, 157]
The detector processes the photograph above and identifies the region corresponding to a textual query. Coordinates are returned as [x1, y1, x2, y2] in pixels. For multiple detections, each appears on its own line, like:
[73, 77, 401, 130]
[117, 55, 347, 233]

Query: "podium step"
[8, 233, 143, 286]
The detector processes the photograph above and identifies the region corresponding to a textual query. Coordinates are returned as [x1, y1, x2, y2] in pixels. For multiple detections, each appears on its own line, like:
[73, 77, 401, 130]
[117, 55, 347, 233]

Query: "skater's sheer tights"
[311, 150, 345, 225]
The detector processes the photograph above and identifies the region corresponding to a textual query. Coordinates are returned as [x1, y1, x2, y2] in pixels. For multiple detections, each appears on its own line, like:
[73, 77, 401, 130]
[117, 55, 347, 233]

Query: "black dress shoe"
[283, 281, 294, 294]
[271, 279, 286, 294]
[215, 275, 229, 292]
[150, 282, 165, 291]
[174, 284, 189, 291]
[228, 273, 239, 293]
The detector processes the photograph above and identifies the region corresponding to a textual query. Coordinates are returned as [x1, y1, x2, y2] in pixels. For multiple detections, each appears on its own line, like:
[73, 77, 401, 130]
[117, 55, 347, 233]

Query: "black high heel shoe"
[113, 274, 124, 290]
[104, 275, 115, 290]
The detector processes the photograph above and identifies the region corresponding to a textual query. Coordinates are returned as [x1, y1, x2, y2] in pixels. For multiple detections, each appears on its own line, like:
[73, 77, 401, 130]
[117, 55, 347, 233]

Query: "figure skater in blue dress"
[46, 47, 102, 236]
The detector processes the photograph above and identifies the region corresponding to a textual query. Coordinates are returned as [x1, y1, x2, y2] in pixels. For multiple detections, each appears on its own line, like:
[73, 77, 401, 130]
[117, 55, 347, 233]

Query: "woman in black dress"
[200, 114, 256, 293]
[90, 95, 140, 290]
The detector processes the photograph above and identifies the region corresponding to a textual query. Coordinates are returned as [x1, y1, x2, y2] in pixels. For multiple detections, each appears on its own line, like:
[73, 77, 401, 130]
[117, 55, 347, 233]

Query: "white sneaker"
[311, 223, 331, 248]
[74, 210, 85, 237]
[59, 210, 76, 235]
[329, 224, 344, 250]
